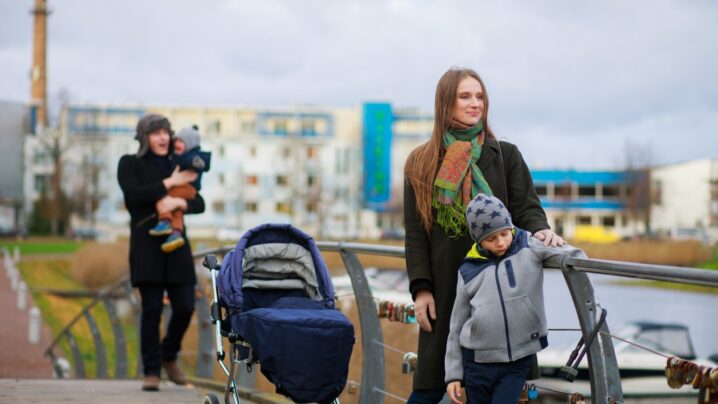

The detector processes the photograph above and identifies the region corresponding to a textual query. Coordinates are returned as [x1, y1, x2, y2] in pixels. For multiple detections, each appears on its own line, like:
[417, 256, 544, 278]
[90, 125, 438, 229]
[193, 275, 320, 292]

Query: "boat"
[538, 321, 718, 380]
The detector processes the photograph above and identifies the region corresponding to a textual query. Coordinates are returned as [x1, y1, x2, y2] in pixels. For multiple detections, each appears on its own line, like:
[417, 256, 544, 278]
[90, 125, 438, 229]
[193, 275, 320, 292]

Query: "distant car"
[380, 229, 405, 240]
[69, 228, 98, 240]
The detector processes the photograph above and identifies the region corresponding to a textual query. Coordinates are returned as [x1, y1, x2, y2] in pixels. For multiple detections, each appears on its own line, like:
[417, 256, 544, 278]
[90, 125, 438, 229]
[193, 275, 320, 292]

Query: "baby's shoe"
[149, 219, 173, 236]
[161, 230, 185, 253]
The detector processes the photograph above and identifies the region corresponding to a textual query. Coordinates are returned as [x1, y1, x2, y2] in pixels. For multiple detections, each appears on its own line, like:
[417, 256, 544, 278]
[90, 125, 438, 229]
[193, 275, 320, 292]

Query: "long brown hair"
[404, 67, 497, 233]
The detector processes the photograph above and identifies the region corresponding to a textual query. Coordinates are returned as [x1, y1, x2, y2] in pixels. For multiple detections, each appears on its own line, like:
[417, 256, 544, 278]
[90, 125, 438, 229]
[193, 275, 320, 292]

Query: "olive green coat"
[404, 138, 549, 390]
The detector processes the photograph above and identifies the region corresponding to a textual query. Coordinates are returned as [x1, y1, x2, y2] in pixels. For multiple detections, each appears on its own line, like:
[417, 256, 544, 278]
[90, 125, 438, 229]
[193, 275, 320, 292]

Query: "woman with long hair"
[404, 67, 563, 403]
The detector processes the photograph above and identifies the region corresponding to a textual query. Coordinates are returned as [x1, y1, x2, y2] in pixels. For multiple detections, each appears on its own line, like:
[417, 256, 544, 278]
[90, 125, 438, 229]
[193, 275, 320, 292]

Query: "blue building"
[531, 169, 643, 239]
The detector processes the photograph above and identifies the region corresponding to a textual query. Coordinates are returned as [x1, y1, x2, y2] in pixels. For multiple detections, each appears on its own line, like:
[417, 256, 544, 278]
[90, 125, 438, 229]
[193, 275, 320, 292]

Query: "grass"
[18, 258, 139, 378]
[1, 239, 82, 255]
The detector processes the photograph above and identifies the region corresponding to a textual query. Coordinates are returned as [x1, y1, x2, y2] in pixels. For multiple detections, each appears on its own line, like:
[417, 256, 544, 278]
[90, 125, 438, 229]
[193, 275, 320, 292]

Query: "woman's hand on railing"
[534, 229, 565, 247]
[414, 290, 436, 332]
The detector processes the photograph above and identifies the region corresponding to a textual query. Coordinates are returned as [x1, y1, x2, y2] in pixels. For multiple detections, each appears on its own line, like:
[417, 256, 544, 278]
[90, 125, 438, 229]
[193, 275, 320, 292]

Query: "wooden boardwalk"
[0, 379, 206, 403]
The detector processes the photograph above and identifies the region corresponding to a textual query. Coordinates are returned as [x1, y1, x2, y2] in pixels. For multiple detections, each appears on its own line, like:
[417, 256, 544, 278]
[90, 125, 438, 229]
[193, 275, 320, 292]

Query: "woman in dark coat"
[117, 114, 205, 391]
[403, 68, 564, 403]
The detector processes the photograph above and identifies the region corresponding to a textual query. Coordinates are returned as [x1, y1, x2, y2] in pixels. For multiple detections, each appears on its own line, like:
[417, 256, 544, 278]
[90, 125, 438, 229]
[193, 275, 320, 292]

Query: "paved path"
[0, 379, 204, 403]
[0, 255, 55, 378]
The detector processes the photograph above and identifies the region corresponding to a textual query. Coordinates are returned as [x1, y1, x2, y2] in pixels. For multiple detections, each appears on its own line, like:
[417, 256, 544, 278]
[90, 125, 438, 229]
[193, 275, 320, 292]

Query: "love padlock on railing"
[402, 352, 417, 374]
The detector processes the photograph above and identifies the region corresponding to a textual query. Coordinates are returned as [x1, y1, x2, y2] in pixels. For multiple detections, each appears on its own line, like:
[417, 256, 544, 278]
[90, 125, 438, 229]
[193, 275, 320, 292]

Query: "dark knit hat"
[175, 126, 201, 151]
[134, 114, 173, 157]
[466, 194, 513, 243]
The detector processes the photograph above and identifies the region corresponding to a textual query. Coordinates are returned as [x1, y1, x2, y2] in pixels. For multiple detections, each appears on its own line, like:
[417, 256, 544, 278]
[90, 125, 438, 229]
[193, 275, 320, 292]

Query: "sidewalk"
[0, 255, 55, 378]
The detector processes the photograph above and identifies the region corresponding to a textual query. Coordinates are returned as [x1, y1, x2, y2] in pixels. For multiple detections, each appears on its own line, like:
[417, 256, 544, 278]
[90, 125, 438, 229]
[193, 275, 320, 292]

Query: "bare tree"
[69, 137, 106, 231]
[623, 140, 653, 234]
[35, 126, 72, 235]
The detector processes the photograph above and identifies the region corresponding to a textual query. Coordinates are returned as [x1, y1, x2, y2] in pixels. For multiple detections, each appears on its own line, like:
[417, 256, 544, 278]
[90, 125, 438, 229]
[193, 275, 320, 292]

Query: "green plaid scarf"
[433, 121, 493, 239]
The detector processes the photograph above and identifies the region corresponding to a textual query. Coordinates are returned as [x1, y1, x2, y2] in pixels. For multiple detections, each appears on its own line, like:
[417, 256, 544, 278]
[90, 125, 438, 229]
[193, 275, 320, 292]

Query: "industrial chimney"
[30, 0, 50, 128]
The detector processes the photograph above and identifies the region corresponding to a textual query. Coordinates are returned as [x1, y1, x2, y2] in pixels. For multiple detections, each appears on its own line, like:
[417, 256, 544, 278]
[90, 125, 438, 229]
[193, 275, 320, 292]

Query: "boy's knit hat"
[466, 194, 513, 243]
[175, 126, 201, 151]
[135, 114, 173, 157]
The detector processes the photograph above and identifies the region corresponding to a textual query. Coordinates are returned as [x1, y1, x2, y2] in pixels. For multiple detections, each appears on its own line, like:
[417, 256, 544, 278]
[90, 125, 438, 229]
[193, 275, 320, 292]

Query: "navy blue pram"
[202, 223, 355, 404]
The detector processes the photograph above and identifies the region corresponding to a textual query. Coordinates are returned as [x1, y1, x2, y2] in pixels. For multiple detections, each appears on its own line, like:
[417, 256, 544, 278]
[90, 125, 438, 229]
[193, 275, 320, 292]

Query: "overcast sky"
[1, 0, 717, 169]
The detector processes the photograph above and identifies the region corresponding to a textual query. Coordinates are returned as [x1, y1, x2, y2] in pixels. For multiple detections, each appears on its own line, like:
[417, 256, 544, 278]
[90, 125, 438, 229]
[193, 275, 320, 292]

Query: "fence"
[39, 243, 718, 403]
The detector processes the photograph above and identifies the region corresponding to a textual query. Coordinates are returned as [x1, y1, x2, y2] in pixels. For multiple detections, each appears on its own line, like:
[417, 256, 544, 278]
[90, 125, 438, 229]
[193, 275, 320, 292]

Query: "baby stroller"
[201, 223, 355, 404]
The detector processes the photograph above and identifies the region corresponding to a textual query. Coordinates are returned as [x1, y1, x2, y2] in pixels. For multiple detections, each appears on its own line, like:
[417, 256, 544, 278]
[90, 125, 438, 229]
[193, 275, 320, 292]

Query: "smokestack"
[31, 0, 50, 128]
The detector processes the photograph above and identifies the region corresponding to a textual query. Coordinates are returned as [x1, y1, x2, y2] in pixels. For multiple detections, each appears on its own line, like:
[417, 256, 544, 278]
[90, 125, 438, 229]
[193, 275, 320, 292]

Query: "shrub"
[71, 242, 129, 289]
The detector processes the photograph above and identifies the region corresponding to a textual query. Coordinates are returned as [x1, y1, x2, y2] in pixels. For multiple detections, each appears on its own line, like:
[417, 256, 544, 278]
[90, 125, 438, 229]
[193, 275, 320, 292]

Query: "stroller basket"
[204, 223, 355, 404]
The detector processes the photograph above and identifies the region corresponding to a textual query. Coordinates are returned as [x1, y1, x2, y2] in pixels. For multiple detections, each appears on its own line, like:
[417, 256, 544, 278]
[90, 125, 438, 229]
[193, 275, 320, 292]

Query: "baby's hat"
[466, 194, 513, 242]
[175, 125, 201, 151]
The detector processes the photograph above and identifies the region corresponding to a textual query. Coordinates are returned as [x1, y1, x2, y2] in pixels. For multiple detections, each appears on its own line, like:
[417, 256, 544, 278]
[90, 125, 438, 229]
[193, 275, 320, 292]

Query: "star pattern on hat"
[474, 208, 485, 217]
[471, 222, 478, 230]
[490, 210, 501, 218]
[481, 222, 492, 232]
[504, 217, 511, 225]
[484, 199, 494, 206]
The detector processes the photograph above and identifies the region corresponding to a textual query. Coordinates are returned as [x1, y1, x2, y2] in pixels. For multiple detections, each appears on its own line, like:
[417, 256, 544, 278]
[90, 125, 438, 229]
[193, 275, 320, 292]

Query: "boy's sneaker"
[161, 231, 185, 253]
[149, 220, 173, 236]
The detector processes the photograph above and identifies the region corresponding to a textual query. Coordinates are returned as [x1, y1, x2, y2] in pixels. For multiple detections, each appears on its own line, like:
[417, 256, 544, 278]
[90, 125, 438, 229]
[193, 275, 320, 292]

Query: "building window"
[34, 174, 50, 192]
[219, 145, 225, 158]
[534, 185, 548, 197]
[276, 202, 291, 214]
[276, 175, 288, 186]
[208, 119, 221, 134]
[249, 146, 257, 157]
[274, 119, 288, 135]
[218, 173, 225, 185]
[601, 216, 616, 227]
[212, 200, 225, 214]
[307, 146, 318, 159]
[307, 175, 318, 187]
[246, 175, 258, 185]
[578, 185, 596, 197]
[301, 120, 316, 136]
[577, 216, 592, 225]
[307, 202, 318, 213]
[603, 185, 620, 198]
[282, 147, 291, 158]
[554, 183, 572, 199]
[245, 201, 258, 212]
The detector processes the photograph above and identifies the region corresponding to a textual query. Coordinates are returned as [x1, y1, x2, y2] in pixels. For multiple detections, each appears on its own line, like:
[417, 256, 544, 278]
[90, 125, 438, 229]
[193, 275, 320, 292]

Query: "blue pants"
[462, 348, 532, 404]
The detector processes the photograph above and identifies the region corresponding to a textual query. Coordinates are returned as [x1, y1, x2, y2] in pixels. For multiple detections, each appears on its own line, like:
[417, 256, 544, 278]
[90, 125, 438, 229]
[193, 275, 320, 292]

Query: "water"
[543, 269, 718, 358]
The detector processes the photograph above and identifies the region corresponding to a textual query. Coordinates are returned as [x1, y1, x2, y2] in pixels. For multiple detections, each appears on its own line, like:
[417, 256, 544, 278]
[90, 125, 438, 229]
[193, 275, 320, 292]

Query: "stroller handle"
[203, 254, 221, 271]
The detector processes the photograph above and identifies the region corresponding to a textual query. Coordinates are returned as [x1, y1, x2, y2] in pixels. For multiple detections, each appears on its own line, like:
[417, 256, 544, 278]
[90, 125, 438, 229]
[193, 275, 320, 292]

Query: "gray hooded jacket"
[444, 228, 586, 384]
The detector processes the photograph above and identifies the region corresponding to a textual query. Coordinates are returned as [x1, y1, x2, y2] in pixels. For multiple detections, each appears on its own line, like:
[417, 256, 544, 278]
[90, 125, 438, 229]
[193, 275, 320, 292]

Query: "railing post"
[102, 296, 128, 378]
[83, 308, 108, 378]
[338, 244, 385, 404]
[195, 289, 215, 378]
[560, 261, 623, 403]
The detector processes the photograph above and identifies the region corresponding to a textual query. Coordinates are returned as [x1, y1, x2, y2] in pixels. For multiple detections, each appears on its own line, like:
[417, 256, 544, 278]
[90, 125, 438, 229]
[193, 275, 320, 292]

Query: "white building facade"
[650, 159, 718, 241]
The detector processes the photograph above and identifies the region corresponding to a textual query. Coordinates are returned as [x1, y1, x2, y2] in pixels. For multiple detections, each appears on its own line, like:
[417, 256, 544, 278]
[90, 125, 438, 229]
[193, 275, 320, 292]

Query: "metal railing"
[41, 242, 718, 404]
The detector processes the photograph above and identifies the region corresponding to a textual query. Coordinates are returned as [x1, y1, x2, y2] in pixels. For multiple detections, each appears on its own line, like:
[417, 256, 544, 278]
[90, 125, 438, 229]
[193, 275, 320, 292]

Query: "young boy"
[445, 194, 586, 404]
[149, 125, 211, 253]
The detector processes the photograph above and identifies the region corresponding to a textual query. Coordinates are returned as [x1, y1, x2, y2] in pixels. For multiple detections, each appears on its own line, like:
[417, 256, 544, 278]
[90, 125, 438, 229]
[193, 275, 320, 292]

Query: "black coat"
[117, 154, 205, 286]
[404, 138, 549, 390]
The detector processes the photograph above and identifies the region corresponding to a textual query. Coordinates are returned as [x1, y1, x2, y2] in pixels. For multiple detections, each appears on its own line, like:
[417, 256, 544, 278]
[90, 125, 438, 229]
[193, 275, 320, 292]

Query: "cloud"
[1, 0, 717, 167]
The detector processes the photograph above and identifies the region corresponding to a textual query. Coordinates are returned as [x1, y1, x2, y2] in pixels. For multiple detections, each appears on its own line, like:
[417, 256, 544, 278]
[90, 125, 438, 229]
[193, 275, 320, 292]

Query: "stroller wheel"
[201, 393, 221, 404]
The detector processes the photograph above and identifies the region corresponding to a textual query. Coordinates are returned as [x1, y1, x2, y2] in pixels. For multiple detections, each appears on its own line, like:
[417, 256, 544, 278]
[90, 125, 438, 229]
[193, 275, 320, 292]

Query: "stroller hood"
[218, 223, 336, 312]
